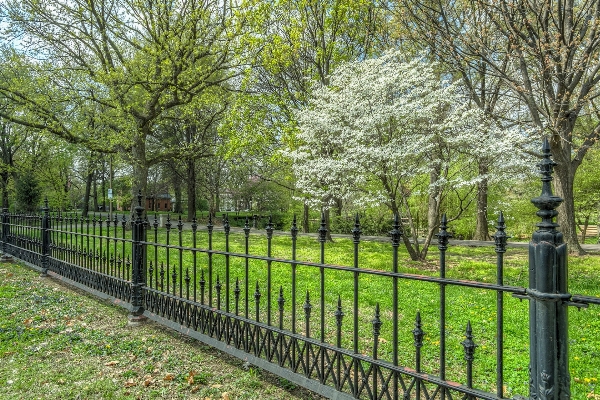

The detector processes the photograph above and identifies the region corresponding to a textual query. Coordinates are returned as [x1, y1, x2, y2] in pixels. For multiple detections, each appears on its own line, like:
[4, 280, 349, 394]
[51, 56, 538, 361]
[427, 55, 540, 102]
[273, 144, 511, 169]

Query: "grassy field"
[22, 224, 600, 398]
[0, 262, 325, 400]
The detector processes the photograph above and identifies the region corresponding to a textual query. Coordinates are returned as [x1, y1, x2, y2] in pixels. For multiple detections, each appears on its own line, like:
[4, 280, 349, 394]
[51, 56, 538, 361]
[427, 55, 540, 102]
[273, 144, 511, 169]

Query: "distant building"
[146, 194, 173, 212]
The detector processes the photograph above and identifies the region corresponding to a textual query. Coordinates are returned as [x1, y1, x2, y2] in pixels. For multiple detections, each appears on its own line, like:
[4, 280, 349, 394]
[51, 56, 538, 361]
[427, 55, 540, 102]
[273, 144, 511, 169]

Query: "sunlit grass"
[35, 222, 600, 398]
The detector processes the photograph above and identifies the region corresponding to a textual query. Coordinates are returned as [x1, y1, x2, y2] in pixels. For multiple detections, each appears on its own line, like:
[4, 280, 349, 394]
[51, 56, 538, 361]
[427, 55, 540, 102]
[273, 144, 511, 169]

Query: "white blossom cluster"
[287, 50, 532, 210]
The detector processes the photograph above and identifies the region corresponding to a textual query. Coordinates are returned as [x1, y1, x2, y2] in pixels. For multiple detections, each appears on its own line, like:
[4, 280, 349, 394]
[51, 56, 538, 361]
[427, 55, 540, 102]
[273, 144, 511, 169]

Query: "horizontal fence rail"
[2, 142, 599, 400]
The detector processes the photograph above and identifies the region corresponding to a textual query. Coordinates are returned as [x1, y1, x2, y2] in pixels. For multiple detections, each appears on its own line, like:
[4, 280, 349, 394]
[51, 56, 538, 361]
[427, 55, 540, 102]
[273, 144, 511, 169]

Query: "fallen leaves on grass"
[124, 379, 136, 388]
[163, 372, 175, 381]
[187, 370, 197, 385]
[143, 376, 154, 387]
[104, 360, 119, 366]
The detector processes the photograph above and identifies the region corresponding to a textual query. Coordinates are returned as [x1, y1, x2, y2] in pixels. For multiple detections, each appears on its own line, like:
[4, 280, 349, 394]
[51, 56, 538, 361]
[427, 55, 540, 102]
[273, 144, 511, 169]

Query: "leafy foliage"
[14, 171, 41, 212]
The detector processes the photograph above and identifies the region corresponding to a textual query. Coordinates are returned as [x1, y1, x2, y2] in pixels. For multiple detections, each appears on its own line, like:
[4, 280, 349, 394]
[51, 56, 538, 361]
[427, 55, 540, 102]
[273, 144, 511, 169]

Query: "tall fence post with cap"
[528, 138, 570, 399]
[40, 198, 50, 276]
[129, 191, 146, 324]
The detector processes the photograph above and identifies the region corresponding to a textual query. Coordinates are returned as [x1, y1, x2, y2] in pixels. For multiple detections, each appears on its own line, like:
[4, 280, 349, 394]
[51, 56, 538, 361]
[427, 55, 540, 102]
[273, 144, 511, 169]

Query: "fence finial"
[351, 213, 361, 244]
[493, 212, 510, 253]
[291, 215, 298, 239]
[531, 136, 563, 234]
[390, 213, 402, 246]
[318, 212, 327, 243]
[437, 213, 451, 251]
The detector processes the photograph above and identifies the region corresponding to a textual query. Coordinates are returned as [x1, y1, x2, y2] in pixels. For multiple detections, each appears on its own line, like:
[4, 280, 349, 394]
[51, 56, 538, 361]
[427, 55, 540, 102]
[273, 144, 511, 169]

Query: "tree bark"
[302, 202, 309, 233]
[82, 166, 93, 217]
[173, 172, 183, 214]
[92, 175, 98, 212]
[473, 162, 490, 241]
[427, 166, 442, 238]
[550, 138, 584, 255]
[130, 129, 149, 218]
[186, 160, 196, 222]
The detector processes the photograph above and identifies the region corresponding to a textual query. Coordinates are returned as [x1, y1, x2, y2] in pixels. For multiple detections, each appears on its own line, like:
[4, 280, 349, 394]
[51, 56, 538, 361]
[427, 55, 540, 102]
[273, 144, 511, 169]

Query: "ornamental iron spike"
[191, 217, 197, 232]
[137, 190, 142, 207]
[493, 211, 510, 253]
[254, 281, 261, 302]
[234, 278, 241, 299]
[291, 215, 299, 238]
[199, 269, 206, 298]
[351, 213, 361, 244]
[372, 303, 382, 337]
[223, 214, 230, 234]
[413, 312, 424, 349]
[207, 213, 213, 233]
[243, 217, 250, 237]
[389, 213, 403, 246]
[165, 213, 172, 230]
[303, 291, 312, 317]
[436, 213, 451, 251]
[215, 275, 222, 293]
[318, 213, 327, 243]
[334, 295, 344, 327]
[177, 214, 183, 231]
[461, 321, 477, 362]
[278, 286, 285, 311]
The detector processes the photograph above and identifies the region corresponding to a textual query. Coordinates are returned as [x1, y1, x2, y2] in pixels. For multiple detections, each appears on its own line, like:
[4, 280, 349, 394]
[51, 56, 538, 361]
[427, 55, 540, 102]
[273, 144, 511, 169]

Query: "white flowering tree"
[288, 51, 530, 261]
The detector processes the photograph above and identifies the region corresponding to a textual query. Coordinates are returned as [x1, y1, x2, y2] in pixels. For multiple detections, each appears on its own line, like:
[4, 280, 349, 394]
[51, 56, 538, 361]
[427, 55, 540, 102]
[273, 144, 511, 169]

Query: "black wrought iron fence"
[2, 140, 599, 400]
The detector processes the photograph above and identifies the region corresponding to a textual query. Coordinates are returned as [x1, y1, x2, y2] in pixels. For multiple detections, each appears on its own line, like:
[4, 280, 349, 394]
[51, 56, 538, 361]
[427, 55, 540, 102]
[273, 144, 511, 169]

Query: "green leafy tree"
[0, 0, 263, 211]
[574, 148, 600, 241]
[15, 170, 41, 213]
[398, 0, 600, 253]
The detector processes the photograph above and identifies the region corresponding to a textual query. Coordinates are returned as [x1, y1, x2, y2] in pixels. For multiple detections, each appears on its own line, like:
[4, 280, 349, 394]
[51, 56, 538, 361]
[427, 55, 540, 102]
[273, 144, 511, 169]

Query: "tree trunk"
[302, 202, 309, 233]
[186, 160, 196, 222]
[580, 215, 589, 243]
[400, 196, 423, 261]
[1, 173, 9, 209]
[92, 175, 98, 212]
[550, 138, 584, 254]
[334, 198, 343, 217]
[130, 129, 149, 218]
[82, 167, 93, 217]
[473, 162, 490, 240]
[427, 166, 442, 238]
[215, 191, 221, 213]
[173, 173, 183, 214]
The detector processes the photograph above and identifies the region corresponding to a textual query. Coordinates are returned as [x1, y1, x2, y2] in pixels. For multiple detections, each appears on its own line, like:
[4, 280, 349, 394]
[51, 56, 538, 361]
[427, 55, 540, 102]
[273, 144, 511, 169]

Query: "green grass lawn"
[0, 262, 325, 400]
[35, 224, 600, 398]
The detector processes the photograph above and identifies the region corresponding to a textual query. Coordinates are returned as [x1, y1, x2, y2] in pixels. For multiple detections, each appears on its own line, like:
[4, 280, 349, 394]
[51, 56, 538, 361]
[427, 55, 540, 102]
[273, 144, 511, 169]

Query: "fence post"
[0, 207, 12, 263]
[528, 138, 570, 400]
[129, 191, 146, 324]
[40, 198, 50, 276]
